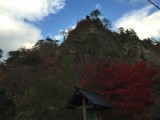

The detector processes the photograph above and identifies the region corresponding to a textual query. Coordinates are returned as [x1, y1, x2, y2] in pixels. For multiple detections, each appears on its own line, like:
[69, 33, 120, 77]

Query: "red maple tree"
[81, 62, 157, 120]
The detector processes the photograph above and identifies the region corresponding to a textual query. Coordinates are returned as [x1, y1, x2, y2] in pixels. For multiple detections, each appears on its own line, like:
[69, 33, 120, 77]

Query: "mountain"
[1, 10, 160, 120]
[62, 16, 160, 66]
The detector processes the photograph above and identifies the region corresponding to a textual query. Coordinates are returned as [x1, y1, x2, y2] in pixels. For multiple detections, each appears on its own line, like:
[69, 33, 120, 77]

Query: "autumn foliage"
[81, 62, 157, 120]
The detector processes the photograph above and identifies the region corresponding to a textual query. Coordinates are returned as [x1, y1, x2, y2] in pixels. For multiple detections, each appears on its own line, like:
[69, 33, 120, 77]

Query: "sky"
[0, 0, 160, 58]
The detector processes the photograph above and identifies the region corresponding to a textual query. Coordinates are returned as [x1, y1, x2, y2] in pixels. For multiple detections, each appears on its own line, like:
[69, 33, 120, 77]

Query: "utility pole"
[148, 0, 160, 10]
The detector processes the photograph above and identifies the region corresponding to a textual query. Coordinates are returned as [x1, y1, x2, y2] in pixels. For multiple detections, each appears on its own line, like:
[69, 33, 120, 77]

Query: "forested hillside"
[0, 10, 160, 120]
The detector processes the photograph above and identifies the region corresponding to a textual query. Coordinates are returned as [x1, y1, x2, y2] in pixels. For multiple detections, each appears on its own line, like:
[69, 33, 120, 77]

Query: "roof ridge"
[74, 86, 103, 96]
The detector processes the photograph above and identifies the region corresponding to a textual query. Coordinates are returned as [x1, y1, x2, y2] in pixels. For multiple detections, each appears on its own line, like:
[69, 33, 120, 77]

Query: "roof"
[67, 86, 112, 110]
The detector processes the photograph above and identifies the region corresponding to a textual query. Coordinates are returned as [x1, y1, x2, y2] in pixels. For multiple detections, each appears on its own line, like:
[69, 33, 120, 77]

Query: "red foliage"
[81, 62, 157, 120]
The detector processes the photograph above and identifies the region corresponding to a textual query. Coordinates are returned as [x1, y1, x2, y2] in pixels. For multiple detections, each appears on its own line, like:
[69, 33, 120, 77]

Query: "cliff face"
[120, 40, 160, 65]
[139, 42, 160, 65]
[62, 17, 160, 65]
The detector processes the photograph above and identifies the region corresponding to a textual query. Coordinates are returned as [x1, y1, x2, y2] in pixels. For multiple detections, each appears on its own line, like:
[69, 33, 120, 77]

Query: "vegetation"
[81, 62, 157, 120]
[0, 87, 15, 120]
[0, 9, 160, 120]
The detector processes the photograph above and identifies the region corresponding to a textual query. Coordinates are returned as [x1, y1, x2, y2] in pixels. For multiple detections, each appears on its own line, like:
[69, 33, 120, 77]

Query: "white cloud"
[0, 0, 65, 21]
[95, 4, 101, 10]
[0, 0, 65, 57]
[0, 16, 41, 49]
[114, 5, 160, 39]
[119, 0, 146, 4]
[63, 25, 76, 32]
[54, 35, 63, 40]
[129, 0, 146, 4]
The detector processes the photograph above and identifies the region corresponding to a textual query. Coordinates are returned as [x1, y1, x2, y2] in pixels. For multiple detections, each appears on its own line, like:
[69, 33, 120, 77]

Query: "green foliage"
[15, 76, 69, 119]
[7, 48, 41, 65]
[73, 35, 101, 59]
[33, 37, 59, 61]
[0, 87, 15, 120]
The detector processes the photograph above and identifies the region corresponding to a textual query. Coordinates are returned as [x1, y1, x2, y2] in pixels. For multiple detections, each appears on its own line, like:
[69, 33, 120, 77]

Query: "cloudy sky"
[0, 0, 160, 57]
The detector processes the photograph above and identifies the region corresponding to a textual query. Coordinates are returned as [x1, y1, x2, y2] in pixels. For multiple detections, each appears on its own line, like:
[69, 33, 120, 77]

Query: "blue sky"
[35, 0, 152, 38]
[0, 0, 160, 57]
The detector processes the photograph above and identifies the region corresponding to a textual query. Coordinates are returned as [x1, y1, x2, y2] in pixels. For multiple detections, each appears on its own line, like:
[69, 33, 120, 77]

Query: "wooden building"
[67, 86, 112, 120]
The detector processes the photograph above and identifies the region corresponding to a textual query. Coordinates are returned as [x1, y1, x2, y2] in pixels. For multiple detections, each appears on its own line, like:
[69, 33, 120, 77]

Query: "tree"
[0, 87, 15, 120]
[5, 40, 78, 120]
[0, 49, 2, 59]
[33, 37, 59, 62]
[61, 30, 68, 41]
[102, 18, 112, 29]
[81, 62, 157, 120]
[90, 9, 101, 19]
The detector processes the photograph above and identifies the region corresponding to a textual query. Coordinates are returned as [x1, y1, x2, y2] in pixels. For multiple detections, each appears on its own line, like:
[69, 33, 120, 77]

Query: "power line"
[148, 0, 160, 10]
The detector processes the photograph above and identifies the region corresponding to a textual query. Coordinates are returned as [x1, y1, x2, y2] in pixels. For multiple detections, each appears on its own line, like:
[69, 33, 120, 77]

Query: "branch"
[148, 0, 160, 10]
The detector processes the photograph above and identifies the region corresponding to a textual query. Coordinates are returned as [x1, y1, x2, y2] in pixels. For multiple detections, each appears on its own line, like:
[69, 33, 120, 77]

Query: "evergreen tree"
[90, 9, 101, 19]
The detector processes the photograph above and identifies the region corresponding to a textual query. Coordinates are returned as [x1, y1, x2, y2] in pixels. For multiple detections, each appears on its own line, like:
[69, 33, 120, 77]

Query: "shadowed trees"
[0, 49, 2, 58]
[0, 87, 15, 120]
